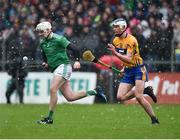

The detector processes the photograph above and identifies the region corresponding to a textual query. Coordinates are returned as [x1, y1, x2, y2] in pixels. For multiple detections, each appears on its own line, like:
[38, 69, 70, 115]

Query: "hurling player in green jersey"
[35, 21, 107, 124]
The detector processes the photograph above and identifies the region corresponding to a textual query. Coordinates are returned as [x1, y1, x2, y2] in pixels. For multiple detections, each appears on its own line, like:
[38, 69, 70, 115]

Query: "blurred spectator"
[5, 55, 27, 104]
[79, 26, 100, 57]
[19, 25, 37, 60]
[131, 25, 147, 60]
[155, 18, 172, 71]
[5, 22, 21, 61]
[146, 29, 160, 72]
[175, 43, 180, 62]
[0, 29, 3, 61]
[0, 0, 179, 72]
[140, 20, 151, 39]
[172, 18, 180, 71]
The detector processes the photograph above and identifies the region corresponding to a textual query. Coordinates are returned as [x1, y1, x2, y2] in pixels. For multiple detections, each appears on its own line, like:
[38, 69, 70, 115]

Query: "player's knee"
[117, 94, 125, 102]
[62, 92, 75, 101]
[66, 98, 74, 102]
[136, 95, 144, 102]
[65, 96, 75, 102]
[50, 87, 58, 95]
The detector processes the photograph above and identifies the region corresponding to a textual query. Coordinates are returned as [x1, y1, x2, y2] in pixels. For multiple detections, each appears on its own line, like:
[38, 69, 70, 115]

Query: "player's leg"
[46, 64, 71, 123]
[48, 75, 66, 121]
[116, 66, 157, 103]
[116, 83, 134, 103]
[37, 74, 65, 124]
[127, 84, 157, 103]
[60, 81, 86, 101]
[121, 85, 157, 102]
[142, 69, 157, 103]
[116, 70, 135, 102]
[60, 81, 107, 102]
[49, 64, 105, 111]
[49, 75, 66, 111]
[135, 80, 159, 124]
[37, 64, 106, 124]
[143, 85, 157, 103]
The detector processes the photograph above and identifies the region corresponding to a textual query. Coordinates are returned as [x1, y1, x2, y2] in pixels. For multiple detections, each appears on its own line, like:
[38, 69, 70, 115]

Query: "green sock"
[48, 110, 54, 119]
[86, 90, 97, 96]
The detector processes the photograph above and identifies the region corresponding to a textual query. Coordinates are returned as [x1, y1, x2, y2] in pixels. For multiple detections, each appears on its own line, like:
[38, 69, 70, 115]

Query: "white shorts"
[53, 64, 72, 80]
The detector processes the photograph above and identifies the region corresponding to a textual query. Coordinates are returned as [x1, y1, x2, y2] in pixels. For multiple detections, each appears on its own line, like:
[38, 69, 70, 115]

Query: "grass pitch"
[0, 104, 180, 139]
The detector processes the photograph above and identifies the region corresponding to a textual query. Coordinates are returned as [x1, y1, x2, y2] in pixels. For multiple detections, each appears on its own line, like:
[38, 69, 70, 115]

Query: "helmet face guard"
[111, 18, 127, 37]
[111, 18, 127, 30]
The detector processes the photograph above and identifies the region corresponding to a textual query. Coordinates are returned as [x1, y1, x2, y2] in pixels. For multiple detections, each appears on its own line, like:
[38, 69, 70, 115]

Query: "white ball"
[23, 56, 28, 61]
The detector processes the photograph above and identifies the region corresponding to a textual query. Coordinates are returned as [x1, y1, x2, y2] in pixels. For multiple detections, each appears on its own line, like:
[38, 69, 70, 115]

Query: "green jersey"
[40, 33, 70, 71]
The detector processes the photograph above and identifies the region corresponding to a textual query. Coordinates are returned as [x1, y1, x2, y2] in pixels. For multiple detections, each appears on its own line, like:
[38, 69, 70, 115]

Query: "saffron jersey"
[112, 33, 143, 68]
[39, 33, 70, 71]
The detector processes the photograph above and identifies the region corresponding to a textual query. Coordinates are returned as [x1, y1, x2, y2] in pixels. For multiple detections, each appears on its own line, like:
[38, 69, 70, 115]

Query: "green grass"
[0, 104, 180, 139]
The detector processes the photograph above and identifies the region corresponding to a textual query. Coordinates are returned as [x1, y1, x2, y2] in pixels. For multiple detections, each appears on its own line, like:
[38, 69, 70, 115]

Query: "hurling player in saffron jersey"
[108, 18, 159, 124]
[35, 21, 107, 124]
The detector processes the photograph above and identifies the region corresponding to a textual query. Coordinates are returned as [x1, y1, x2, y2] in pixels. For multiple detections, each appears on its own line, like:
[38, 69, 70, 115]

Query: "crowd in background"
[0, 0, 180, 72]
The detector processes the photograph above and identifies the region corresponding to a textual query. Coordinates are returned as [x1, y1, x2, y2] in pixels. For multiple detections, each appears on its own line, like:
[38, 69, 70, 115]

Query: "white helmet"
[35, 21, 52, 31]
[111, 18, 127, 30]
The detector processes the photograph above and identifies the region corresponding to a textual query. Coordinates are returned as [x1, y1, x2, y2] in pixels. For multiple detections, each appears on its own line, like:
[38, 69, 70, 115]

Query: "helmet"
[111, 18, 127, 30]
[35, 21, 52, 31]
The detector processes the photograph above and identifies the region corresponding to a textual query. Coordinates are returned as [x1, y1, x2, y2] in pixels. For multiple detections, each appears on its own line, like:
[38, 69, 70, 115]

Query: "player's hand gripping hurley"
[82, 50, 122, 74]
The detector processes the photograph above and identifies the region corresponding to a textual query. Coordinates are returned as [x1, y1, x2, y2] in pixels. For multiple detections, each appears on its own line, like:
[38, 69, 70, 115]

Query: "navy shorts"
[120, 65, 148, 85]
